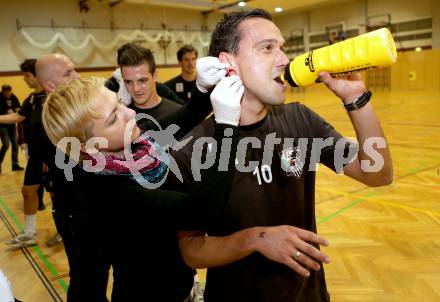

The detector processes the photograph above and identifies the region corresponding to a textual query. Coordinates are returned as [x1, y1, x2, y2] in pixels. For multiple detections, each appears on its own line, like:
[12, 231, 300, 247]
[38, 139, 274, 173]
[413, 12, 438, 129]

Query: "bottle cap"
[283, 64, 299, 87]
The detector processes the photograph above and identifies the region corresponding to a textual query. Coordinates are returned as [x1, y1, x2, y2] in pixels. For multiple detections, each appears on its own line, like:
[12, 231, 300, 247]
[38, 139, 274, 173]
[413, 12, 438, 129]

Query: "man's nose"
[125, 107, 136, 120]
[278, 51, 290, 68]
[133, 82, 140, 92]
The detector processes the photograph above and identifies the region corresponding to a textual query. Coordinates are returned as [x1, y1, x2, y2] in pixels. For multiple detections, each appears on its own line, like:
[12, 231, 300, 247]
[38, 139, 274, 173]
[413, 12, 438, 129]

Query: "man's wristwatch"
[343, 90, 372, 112]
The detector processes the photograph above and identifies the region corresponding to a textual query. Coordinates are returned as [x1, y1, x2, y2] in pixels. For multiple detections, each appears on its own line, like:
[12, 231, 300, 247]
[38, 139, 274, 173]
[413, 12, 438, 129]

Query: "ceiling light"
[274, 7, 283, 13]
[238, 1, 246, 7]
[415, 47, 422, 52]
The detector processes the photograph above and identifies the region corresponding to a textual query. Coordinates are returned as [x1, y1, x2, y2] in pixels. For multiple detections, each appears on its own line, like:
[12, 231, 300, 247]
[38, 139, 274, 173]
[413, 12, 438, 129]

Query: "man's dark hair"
[1, 84, 12, 92]
[117, 43, 135, 65]
[177, 45, 198, 62]
[20, 59, 37, 76]
[118, 43, 156, 74]
[208, 8, 272, 57]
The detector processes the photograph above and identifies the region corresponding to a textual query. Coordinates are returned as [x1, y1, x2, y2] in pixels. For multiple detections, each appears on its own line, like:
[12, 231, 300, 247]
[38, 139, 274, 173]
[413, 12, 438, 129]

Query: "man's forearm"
[316, 72, 393, 186]
[179, 225, 331, 277]
[347, 101, 393, 185]
[0, 113, 25, 124]
[179, 228, 258, 268]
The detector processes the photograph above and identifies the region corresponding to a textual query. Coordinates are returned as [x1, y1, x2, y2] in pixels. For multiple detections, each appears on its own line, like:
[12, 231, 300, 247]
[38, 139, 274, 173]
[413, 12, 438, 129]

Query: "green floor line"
[317, 191, 376, 225]
[1, 156, 438, 297]
[317, 156, 440, 225]
[407, 154, 440, 174]
[0, 196, 68, 293]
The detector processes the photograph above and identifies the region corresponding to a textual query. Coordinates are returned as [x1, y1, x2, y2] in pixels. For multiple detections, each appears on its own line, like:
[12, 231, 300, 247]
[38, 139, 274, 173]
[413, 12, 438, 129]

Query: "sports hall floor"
[1, 88, 439, 301]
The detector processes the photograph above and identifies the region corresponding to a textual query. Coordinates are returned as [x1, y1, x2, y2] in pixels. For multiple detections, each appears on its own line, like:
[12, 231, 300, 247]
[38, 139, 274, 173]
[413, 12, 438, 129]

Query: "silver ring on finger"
[294, 250, 301, 260]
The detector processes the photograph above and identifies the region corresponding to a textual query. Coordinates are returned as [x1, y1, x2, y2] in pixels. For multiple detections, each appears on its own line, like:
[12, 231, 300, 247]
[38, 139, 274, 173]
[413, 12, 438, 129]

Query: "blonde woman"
[42, 75, 243, 301]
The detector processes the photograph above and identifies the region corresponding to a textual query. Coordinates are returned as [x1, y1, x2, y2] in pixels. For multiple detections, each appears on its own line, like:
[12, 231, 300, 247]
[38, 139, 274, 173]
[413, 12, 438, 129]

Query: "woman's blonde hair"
[42, 77, 105, 147]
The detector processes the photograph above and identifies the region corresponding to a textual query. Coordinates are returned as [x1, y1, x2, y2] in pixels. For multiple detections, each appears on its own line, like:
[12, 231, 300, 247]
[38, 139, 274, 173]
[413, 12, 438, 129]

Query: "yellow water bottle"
[283, 28, 397, 87]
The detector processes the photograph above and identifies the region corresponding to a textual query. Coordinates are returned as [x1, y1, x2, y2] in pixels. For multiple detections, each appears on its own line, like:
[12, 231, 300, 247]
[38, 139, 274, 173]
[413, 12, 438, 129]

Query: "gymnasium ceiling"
[117, 0, 356, 15]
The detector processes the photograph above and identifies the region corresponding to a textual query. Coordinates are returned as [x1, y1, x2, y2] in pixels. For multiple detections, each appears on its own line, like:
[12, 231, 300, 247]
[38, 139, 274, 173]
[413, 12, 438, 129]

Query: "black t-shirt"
[171, 102, 356, 302]
[72, 122, 238, 300]
[0, 93, 21, 129]
[165, 75, 196, 104]
[18, 91, 46, 143]
[74, 170, 194, 300]
[128, 97, 181, 127]
[156, 81, 185, 105]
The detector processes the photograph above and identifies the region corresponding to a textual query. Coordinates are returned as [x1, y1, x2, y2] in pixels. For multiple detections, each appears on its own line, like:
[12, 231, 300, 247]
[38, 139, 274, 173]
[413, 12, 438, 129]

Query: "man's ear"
[218, 52, 230, 64]
[219, 52, 239, 76]
[44, 80, 56, 93]
[153, 69, 158, 81]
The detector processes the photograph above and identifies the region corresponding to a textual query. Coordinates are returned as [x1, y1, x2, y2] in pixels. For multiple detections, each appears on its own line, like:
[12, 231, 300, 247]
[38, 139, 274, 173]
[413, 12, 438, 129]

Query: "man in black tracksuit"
[0, 84, 23, 172]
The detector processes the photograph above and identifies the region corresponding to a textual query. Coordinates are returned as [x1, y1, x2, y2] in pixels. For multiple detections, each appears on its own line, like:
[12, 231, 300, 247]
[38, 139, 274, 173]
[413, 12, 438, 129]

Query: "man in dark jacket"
[0, 84, 23, 172]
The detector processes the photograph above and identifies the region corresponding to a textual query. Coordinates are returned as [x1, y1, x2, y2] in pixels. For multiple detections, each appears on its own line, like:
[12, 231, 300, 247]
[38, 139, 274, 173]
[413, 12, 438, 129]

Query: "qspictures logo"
[54, 115, 387, 189]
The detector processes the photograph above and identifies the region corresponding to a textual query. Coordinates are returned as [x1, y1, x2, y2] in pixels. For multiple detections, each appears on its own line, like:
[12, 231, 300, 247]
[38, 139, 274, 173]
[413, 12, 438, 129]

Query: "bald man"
[35, 54, 112, 302]
[2, 54, 109, 301]
[2, 55, 79, 250]
[36, 53, 79, 91]
[2, 55, 79, 249]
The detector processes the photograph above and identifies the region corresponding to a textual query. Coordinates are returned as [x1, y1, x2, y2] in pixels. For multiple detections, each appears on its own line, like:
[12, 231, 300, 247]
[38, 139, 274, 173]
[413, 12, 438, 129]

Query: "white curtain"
[13, 28, 211, 65]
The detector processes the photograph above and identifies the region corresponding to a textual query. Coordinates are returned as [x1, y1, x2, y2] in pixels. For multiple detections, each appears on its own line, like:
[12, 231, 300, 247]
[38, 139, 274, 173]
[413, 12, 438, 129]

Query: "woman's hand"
[196, 56, 229, 93]
[210, 75, 244, 126]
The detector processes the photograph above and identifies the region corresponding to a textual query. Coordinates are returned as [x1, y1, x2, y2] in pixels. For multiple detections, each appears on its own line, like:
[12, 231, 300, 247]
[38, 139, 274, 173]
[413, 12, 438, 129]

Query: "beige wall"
[433, 0, 440, 49]
[1, 0, 437, 77]
[366, 0, 431, 22]
[274, 0, 433, 35]
[308, 0, 365, 32]
[390, 49, 440, 91]
[0, 0, 217, 71]
[0, 75, 34, 102]
[275, 11, 310, 35]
